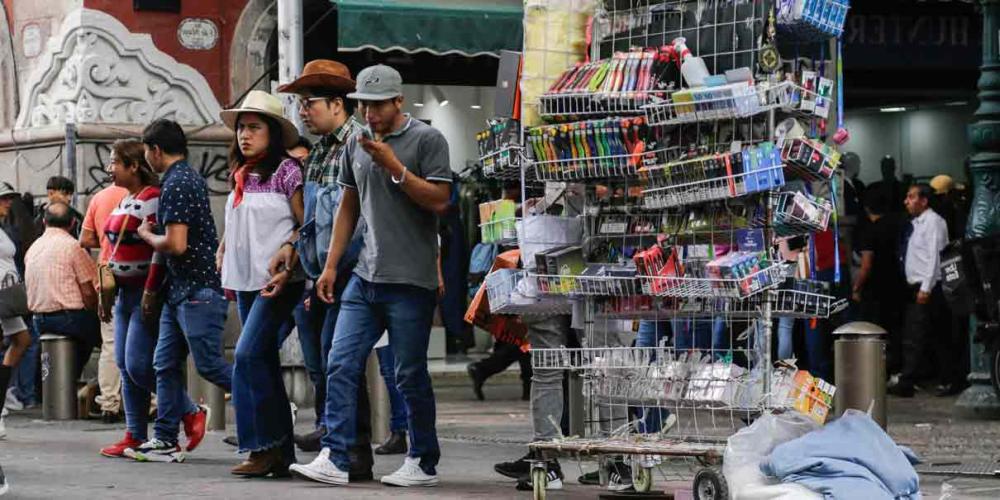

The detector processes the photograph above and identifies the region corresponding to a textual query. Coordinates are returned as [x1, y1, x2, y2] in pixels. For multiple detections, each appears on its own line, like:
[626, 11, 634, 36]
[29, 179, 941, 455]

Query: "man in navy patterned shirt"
[130, 119, 233, 463]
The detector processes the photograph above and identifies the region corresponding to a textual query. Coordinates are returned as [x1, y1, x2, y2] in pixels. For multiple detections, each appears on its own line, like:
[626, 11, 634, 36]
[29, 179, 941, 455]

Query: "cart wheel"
[633, 466, 653, 493]
[693, 466, 729, 500]
[532, 466, 547, 500]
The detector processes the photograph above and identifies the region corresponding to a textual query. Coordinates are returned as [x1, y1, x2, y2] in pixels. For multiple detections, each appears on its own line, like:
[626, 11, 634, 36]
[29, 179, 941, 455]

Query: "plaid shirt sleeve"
[71, 246, 97, 284]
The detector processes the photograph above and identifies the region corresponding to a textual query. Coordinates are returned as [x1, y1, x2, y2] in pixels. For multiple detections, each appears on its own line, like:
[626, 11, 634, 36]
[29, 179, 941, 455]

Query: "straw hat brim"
[220, 108, 300, 149]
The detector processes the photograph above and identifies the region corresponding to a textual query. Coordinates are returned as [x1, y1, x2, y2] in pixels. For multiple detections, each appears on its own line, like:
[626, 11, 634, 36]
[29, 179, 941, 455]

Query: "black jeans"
[475, 339, 532, 383]
[900, 284, 958, 387]
[859, 289, 905, 374]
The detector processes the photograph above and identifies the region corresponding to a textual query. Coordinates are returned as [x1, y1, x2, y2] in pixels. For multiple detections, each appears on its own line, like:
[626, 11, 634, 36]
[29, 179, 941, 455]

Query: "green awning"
[334, 0, 523, 58]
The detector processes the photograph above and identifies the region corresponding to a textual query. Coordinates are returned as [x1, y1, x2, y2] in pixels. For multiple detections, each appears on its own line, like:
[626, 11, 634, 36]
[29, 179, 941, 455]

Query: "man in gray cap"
[290, 64, 450, 488]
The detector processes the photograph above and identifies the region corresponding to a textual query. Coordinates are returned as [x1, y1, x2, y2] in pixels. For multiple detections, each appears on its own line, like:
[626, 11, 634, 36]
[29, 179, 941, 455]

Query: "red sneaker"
[182, 405, 210, 452]
[100, 432, 143, 458]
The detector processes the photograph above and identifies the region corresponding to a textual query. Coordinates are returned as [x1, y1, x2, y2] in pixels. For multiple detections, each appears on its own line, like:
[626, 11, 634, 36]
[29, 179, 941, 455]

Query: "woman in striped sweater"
[98, 139, 166, 458]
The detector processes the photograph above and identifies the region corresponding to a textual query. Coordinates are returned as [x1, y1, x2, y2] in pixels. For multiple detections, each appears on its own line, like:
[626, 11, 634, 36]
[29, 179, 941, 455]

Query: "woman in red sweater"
[97, 139, 166, 458]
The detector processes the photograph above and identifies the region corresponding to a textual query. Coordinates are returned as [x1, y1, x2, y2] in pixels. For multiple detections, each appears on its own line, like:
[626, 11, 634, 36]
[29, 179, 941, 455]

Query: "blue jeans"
[294, 287, 338, 428]
[153, 288, 232, 444]
[32, 310, 101, 382]
[321, 276, 439, 475]
[233, 282, 305, 455]
[671, 317, 728, 358]
[804, 269, 836, 381]
[635, 321, 670, 433]
[114, 286, 157, 440]
[11, 320, 39, 405]
[777, 317, 796, 360]
[376, 345, 408, 433]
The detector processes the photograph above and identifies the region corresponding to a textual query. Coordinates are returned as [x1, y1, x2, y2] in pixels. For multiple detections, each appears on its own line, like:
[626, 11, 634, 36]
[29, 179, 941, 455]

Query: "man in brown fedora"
[275, 60, 373, 481]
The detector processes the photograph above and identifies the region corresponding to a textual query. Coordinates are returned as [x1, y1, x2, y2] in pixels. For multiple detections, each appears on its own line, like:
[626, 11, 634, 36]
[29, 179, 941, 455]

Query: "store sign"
[177, 18, 218, 51]
[22, 23, 42, 58]
[843, 2, 981, 69]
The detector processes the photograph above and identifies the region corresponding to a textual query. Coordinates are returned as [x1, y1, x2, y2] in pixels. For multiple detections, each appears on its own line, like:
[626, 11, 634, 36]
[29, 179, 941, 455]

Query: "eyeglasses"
[299, 97, 333, 109]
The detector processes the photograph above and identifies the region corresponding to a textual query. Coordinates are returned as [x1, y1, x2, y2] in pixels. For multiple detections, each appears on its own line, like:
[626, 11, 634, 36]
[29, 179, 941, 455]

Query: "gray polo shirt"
[338, 116, 452, 290]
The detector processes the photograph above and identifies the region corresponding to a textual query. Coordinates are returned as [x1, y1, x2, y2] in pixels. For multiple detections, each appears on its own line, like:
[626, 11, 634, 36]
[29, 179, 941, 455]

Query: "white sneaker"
[123, 439, 185, 463]
[289, 448, 349, 485]
[3, 390, 22, 412]
[380, 457, 439, 487]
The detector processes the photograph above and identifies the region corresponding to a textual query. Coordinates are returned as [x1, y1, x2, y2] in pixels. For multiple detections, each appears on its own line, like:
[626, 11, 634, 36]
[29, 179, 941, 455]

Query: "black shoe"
[578, 469, 600, 485]
[935, 382, 969, 398]
[467, 363, 486, 401]
[888, 383, 915, 398]
[294, 427, 324, 452]
[222, 435, 238, 447]
[374, 431, 407, 455]
[494, 452, 533, 479]
[101, 411, 121, 424]
[607, 461, 634, 492]
[348, 445, 374, 482]
[515, 460, 563, 491]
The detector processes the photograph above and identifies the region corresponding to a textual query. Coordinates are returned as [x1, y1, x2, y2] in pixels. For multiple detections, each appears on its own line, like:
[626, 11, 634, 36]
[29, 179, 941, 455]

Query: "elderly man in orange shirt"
[25, 202, 102, 382]
[81, 184, 128, 421]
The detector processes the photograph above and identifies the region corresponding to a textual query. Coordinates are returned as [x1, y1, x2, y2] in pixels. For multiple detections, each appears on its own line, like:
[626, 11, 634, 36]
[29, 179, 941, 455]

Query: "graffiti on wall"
[81, 142, 231, 196]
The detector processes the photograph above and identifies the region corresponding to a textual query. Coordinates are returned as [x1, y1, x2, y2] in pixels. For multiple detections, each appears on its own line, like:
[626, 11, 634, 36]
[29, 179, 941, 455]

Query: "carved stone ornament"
[15, 8, 222, 128]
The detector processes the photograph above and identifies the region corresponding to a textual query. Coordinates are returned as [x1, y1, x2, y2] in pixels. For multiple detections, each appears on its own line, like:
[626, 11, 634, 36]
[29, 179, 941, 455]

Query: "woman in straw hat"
[217, 90, 305, 476]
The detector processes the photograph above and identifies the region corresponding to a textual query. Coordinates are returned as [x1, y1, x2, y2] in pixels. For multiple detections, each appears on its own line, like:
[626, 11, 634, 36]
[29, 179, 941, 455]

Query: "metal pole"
[956, 0, 1000, 419]
[277, 0, 305, 132]
[367, 350, 391, 445]
[63, 121, 76, 206]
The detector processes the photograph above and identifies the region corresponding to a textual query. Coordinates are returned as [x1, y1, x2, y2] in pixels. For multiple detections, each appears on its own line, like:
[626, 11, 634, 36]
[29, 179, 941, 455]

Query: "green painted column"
[957, 0, 1000, 418]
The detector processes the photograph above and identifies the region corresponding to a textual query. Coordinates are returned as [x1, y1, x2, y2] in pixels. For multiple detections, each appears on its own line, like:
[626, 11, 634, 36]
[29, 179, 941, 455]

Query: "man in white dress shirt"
[890, 184, 953, 397]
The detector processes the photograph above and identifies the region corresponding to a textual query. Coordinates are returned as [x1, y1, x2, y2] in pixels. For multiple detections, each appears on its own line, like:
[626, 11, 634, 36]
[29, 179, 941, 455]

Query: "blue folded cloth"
[761, 410, 921, 500]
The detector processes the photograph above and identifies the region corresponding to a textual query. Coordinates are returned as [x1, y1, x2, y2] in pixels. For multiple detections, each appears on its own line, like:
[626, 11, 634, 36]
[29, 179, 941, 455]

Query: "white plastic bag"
[723, 411, 823, 500]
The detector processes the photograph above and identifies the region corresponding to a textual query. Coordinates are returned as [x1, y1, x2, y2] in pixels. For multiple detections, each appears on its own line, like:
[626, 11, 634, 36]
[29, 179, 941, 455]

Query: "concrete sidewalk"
[3, 377, 1000, 498]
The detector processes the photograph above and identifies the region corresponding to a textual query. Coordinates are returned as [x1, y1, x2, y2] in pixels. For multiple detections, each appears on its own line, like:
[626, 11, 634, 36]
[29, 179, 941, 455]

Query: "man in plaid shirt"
[275, 60, 373, 481]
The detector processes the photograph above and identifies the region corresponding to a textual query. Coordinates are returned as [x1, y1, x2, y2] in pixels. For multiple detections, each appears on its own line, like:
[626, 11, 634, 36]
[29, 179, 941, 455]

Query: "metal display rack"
[476, 1, 847, 498]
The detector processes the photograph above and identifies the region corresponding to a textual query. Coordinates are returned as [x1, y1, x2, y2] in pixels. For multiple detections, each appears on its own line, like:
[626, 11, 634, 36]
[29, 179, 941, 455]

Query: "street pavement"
[3, 375, 1000, 498]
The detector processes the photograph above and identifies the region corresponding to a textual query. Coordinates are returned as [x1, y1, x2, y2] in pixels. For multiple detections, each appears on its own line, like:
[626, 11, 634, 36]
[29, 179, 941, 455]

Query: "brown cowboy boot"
[231, 447, 288, 477]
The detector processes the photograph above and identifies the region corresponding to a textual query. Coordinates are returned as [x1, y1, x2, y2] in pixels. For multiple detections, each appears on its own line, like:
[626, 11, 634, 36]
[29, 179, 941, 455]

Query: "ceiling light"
[431, 86, 449, 107]
[880, 107, 906, 113]
[413, 85, 425, 107]
[471, 87, 483, 109]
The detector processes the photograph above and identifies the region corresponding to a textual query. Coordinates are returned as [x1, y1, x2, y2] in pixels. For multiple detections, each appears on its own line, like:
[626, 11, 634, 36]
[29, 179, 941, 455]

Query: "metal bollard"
[367, 350, 390, 445]
[41, 334, 77, 420]
[186, 357, 226, 431]
[833, 321, 888, 428]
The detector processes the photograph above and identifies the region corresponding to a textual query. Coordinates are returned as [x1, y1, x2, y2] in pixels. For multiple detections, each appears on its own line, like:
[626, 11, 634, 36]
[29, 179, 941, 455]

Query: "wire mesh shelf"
[539, 90, 669, 120]
[479, 217, 520, 245]
[639, 264, 785, 299]
[769, 191, 833, 237]
[776, 81, 835, 121]
[480, 145, 528, 181]
[771, 289, 848, 319]
[484, 269, 575, 316]
[777, 0, 851, 42]
[532, 151, 644, 181]
[594, 295, 768, 320]
[641, 166, 784, 209]
[531, 272, 643, 297]
[780, 138, 841, 182]
[643, 82, 792, 128]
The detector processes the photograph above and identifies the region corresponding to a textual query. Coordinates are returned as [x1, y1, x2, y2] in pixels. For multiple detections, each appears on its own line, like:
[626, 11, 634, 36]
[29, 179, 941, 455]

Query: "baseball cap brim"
[346, 91, 402, 101]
